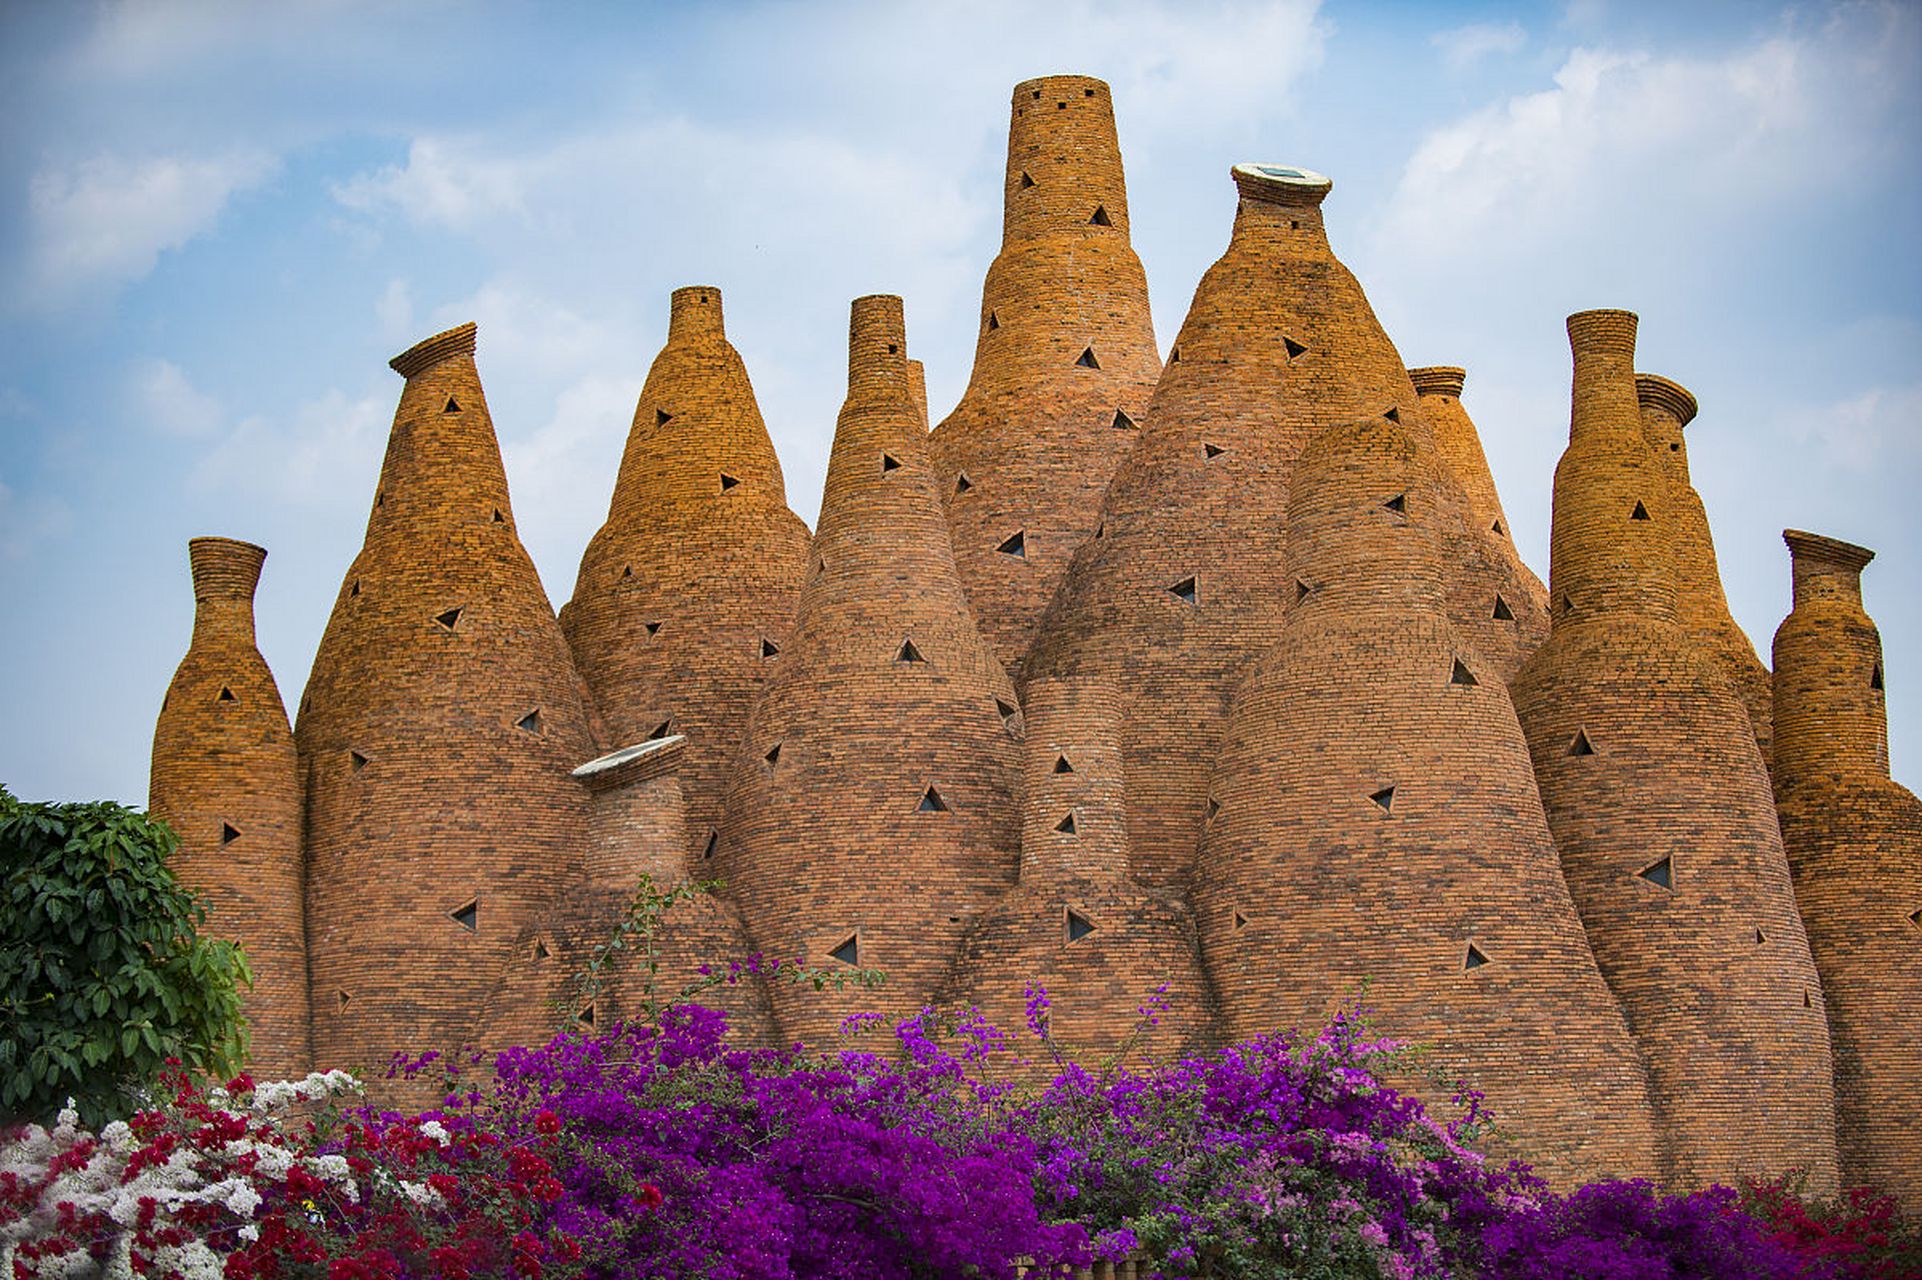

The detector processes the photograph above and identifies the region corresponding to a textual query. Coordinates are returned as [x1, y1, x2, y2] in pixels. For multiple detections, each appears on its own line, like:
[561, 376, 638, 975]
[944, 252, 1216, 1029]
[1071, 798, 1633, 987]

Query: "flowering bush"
[1479, 1178, 1815, 1279]
[1741, 1177, 1922, 1280]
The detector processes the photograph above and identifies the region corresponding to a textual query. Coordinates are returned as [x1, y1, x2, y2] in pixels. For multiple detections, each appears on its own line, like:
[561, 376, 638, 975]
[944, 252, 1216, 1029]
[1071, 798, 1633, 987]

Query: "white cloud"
[1778, 380, 1922, 471]
[499, 374, 642, 601]
[26, 150, 278, 301]
[190, 385, 389, 507]
[375, 279, 414, 346]
[127, 357, 223, 437]
[1431, 21, 1527, 70]
[0, 476, 74, 562]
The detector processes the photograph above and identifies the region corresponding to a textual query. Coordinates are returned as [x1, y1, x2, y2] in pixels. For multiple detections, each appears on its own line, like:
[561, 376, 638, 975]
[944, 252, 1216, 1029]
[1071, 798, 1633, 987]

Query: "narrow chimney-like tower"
[1636, 374, 1773, 768]
[1771, 531, 1919, 1208]
[1027, 164, 1543, 888]
[720, 297, 1022, 1048]
[1195, 414, 1658, 1186]
[297, 323, 600, 1085]
[1510, 310, 1838, 1191]
[150, 537, 310, 1079]
[939, 677, 1217, 1076]
[562, 287, 811, 859]
[930, 75, 1161, 676]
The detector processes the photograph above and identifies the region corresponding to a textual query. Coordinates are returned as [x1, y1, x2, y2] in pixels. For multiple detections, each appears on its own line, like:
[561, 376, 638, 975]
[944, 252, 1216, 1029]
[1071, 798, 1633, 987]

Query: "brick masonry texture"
[1509, 309, 1839, 1192]
[1771, 532, 1921, 1209]
[1635, 373, 1774, 771]
[1026, 163, 1546, 892]
[719, 296, 1024, 1050]
[929, 75, 1162, 680]
[149, 538, 311, 1080]
[1193, 413, 1658, 1188]
[295, 324, 604, 1097]
[560, 287, 811, 864]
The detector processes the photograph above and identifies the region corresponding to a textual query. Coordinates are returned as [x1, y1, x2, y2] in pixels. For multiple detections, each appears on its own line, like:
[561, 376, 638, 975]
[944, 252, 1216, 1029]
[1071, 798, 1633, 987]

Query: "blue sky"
[2, 0, 1917, 804]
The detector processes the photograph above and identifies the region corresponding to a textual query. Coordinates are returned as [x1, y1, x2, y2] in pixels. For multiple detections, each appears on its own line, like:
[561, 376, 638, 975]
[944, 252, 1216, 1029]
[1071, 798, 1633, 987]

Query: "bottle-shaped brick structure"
[1510, 310, 1838, 1191]
[1636, 373, 1773, 770]
[929, 75, 1161, 678]
[297, 323, 601, 1087]
[1771, 531, 1920, 1208]
[720, 296, 1022, 1049]
[150, 537, 310, 1080]
[1194, 413, 1658, 1187]
[562, 287, 811, 861]
[938, 677, 1216, 1079]
[1027, 163, 1544, 889]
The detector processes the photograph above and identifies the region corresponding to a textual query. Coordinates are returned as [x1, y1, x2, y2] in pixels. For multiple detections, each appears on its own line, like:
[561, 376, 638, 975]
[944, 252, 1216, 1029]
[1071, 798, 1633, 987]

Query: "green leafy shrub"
[0, 785, 250, 1125]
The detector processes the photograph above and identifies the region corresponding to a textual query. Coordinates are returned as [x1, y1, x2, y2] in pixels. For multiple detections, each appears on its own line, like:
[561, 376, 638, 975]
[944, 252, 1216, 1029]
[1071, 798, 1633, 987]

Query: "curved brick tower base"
[1772, 532, 1920, 1208]
[150, 537, 310, 1079]
[1510, 310, 1837, 1191]
[939, 678, 1216, 1081]
[1196, 415, 1657, 1187]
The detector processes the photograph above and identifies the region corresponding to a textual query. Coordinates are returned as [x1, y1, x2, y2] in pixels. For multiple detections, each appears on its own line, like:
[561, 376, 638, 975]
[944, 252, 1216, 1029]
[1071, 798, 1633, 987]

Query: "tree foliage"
[0, 785, 250, 1125]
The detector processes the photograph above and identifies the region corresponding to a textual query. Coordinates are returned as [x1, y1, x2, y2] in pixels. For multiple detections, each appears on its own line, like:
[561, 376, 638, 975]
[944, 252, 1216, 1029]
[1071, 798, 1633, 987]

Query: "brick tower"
[1771, 531, 1920, 1207]
[1194, 413, 1658, 1187]
[1027, 163, 1542, 889]
[150, 537, 310, 1079]
[1636, 374, 1773, 769]
[297, 323, 601, 1081]
[561, 287, 811, 859]
[719, 296, 1022, 1048]
[1409, 365, 1548, 618]
[1509, 310, 1837, 1191]
[929, 74, 1161, 677]
[938, 677, 1216, 1078]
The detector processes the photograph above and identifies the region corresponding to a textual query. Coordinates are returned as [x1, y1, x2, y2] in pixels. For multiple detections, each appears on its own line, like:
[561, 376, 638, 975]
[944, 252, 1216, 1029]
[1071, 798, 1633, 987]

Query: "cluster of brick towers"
[150, 76, 1917, 1201]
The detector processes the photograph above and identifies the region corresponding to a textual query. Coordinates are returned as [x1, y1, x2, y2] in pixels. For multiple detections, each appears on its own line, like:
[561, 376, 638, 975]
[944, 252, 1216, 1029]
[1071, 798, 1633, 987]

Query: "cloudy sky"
[2, 0, 1917, 804]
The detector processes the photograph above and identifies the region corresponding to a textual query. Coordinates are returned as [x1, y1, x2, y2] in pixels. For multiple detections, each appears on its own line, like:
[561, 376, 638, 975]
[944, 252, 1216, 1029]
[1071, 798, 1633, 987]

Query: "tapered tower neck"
[1776, 529, 1887, 782]
[389, 322, 476, 379]
[1636, 374, 1698, 428]
[1786, 530, 1874, 609]
[1410, 366, 1466, 399]
[668, 286, 726, 344]
[1229, 162, 1331, 243]
[1004, 74, 1129, 241]
[190, 536, 265, 602]
[847, 294, 910, 391]
[1567, 309, 1643, 446]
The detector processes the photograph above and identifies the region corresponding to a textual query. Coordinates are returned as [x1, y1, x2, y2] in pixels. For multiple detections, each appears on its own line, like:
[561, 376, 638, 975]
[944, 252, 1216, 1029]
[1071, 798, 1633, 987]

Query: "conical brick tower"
[1027, 163, 1543, 888]
[562, 287, 811, 860]
[929, 75, 1161, 677]
[1410, 364, 1548, 616]
[1636, 374, 1773, 769]
[938, 677, 1216, 1079]
[720, 296, 1022, 1048]
[1771, 531, 1920, 1208]
[1509, 310, 1838, 1191]
[1193, 414, 1658, 1186]
[297, 323, 601, 1083]
[150, 537, 310, 1079]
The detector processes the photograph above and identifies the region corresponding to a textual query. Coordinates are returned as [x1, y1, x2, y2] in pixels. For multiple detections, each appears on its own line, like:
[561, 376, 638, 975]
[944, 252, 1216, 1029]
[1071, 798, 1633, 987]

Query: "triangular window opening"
[1019, 172, 1035, 189]
[644, 620, 662, 636]
[1168, 346, 1181, 364]
[451, 900, 478, 932]
[1492, 519, 1506, 538]
[656, 409, 672, 426]
[760, 637, 780, 658]
[435, 607, 463, 631]
[533, 940, 550, 960]
[830, 936, 860, 966]
[1075, 347, 1100, 369]
[702, 830, 719, 861]
[1871, 664, 1884, 692]
[1559, 594, 1577, 617]
[1493, 594, 1515, 621]
[764, 742, 782, 767]
[1382, 493, 1407, 514]
[350, 750, 369, 772]
[720, 473, 740, 491]
[1756, 928, 1767, 944]
[350, 580, 361, 598]
[1803, 990, 1814, 1010]
[1450, 659, 1478, 688]
[1053, 755, 1074, 775]
[578, 1004, 596, 1026]
[1631, 500, 1650, 521]
[443, 396, 461, 414]
[517, 709, 542, 734]
[1384, 407, 1402, 424]
[997, 531, 1027, 559]
[623, 565, 634, 579]
[492, 509, 506, 524]
[1283, 336, 1308, 361]
[1568, 729, 1596, 757]
[1233, 910, 1248, 931]
[1368, 786, 1396, 814]
[996, 699, 1021, 732]
[1090, 205, 1112, 226]
[1638, 856, 1674, 890]
[1112, 409, 1137, 430]
[1906, 908, 1921, 931]
[220, 822, 241, 844]
[918, 786, 950, 813]
[1055, 811, 1077, 834]
[1094, 522, 1105, 539]
[1168, 575, 1198, 605]
[337, 991, 351, 1011]
[647, 719, 674, 741]
[1065, 910, 1096, 943]
[1295, 579, 1313, 604]
[1203, 443, 1225, 459]
[987, 312, 999, 332]
[955, 473, 974, 494]
[218, 686, 236, 703]
[1206, 798, 1221, 821]
[376, 491, 384, 507]
[882, 453, 901, 473]
[897, 638, 926, 664]
[1464, 943, 1490, 971]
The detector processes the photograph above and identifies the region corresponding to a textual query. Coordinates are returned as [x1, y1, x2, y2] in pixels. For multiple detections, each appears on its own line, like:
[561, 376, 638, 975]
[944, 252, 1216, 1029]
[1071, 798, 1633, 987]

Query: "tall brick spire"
[1635, 373, 1773, 768]
[1027, 163, 1541, 889]
[150, 537, 310, 1079]
[1194, 413, 1658, 1186]
[1510, 310, 1838, 1191]
[719, 296, 1021, 1049]
[297, 323, 600, 1087]
[929, 75, 1161, 677]
[561, 287, 811, 859]
[1771, 531, 1919, 1208]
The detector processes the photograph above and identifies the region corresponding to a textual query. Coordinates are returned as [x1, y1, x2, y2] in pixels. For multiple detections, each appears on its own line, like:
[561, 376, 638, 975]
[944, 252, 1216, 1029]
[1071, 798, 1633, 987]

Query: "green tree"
[0, 785, 250, 1125]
